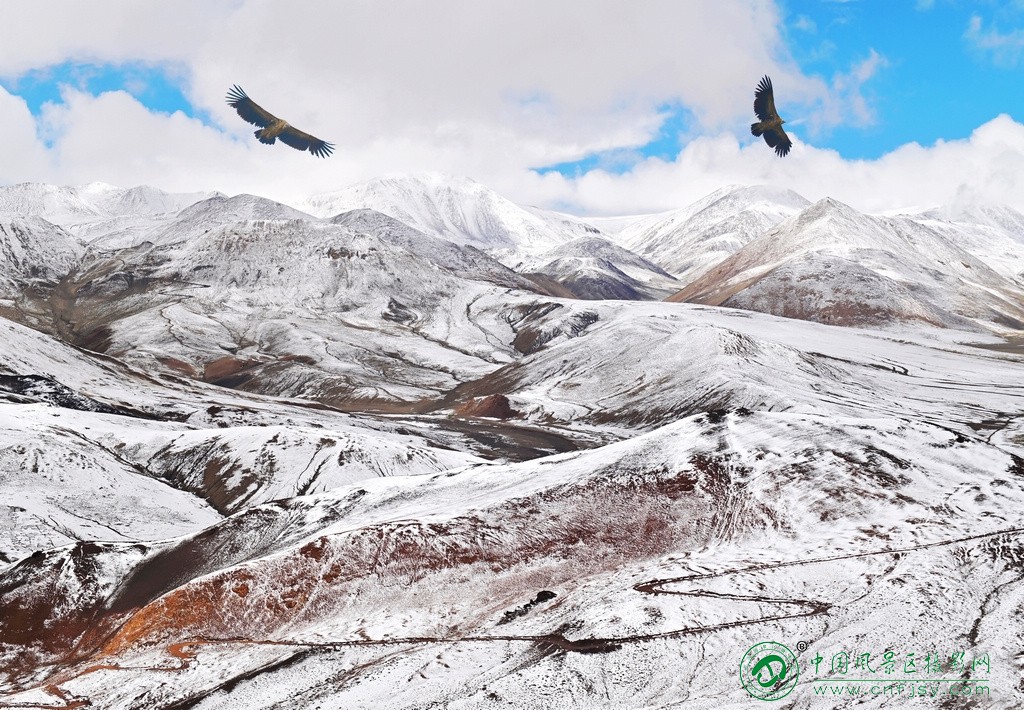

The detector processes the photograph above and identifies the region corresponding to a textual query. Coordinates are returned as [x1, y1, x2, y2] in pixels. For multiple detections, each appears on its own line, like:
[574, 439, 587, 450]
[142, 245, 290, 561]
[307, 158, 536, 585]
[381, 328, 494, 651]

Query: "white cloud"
[0, 87, 51, 183]
[523, 115, 1024, 216]
[809, 49, 887, 134]
[0, 0, 1016, 222]
[965, 15, 1024, 67]
[0, 1, 229, 78]
[0, 1, 856, 191]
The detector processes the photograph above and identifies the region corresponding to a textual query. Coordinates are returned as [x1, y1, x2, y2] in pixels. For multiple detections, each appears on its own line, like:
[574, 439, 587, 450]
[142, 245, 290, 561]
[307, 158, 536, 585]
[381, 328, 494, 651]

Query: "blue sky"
[540, 0, 1024, 175]
[2, 1, 1024, 215]
[5, 62, 195, 119]
[781, 0, 1024, 159]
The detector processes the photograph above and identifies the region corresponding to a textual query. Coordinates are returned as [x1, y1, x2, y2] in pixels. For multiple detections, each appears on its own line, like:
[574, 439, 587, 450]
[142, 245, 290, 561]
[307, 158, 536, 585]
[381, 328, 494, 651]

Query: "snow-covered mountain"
[0, 215, 83, 288]
[85, 193, 316, 250]
[328, 208, 540, 292]
[0, 313, 494, 562]
[616, 184, 810, 283]
[58, 215, 538, 411]
[518, 235, 682, 300]
[910, 201, 1024, 283]
[4, 177, 1024, 709]
[0, 215, 85, 333]
[4, 370, 1023, 707]
[0, 183, 222, 254]
[77, 182, 219, 219]
[442, 299, 1024, 433]
[670, 197, 1024, 331]
[0, 182, 216, 226]
[298, 173, 588, 265]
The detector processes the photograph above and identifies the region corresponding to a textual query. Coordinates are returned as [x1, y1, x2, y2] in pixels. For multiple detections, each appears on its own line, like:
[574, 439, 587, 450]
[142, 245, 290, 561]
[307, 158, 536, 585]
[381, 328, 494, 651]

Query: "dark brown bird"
[750, 76, 792, 158]
[226, 85, 334, 158]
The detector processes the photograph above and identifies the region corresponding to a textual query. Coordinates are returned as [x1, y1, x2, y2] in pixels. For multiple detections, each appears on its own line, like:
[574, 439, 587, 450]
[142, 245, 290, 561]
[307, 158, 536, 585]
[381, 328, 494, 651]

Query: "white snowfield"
[0, 175, 1023, 709]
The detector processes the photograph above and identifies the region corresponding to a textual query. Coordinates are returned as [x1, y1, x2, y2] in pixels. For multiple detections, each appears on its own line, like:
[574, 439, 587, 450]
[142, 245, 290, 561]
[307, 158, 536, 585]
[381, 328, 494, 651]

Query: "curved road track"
[4, 525, 1023, 708]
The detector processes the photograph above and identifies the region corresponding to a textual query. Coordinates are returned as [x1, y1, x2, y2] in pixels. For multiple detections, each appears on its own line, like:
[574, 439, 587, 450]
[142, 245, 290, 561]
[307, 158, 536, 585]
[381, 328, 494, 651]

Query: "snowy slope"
[4, 178, 1024, 709]
[0, 403, 223, 563]
[329, 208, 540, 292]
[443, 298, 1024, 439]
[576, 213, 649, 236]
[0, 183, 103, 224]
[78, 183, 217, 218]
[911, 202, 1024, 283]
[518, 236, 682, 300]
[3, 401, 1022, 708]
[0, 313, 491, 566]
[617, 184, 810, 283]
[298, 173, 580, 264]
[0, 182, 215, 226]
[57, 215, 536, 411]
[670, 197, 1024, 331]
[79, 193, 315, 252]
[0, 215, 86, 333]
[0, 215, 84, 288]
[0, 183, 222, 254]
[522, 204, 608, 240]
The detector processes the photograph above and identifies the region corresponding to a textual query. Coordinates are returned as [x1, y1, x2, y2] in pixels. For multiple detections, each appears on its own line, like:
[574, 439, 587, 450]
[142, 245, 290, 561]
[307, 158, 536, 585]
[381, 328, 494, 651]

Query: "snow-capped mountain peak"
[298, 172, 586, 265]
[614, 183, 811, 282]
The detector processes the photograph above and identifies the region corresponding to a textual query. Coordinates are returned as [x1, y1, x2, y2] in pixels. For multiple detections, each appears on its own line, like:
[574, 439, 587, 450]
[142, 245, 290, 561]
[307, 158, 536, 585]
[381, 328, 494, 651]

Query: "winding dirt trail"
[5, 525, 1022, 708]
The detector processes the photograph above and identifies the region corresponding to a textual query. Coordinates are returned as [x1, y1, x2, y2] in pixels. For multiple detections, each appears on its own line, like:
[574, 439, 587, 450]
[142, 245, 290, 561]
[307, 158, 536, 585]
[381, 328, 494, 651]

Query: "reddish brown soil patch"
[279, 354, 317, 365]
[157, 356, 196, 376]
[454, 394, 516, 420]
[203, 356, 262, 383]
[76, 325, 114, 353]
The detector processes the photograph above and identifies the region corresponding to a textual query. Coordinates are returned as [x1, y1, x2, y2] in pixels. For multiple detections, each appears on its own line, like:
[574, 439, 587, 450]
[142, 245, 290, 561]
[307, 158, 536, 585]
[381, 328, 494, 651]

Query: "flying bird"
[226, 85, 334, 158]
[750, 75, 792, 158]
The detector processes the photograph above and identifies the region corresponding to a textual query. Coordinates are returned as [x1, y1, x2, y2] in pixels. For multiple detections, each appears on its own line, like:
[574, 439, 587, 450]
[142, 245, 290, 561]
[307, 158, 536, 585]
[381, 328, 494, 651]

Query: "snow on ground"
[3, 176, 1024, 708]
[4, 407, 1022, 708]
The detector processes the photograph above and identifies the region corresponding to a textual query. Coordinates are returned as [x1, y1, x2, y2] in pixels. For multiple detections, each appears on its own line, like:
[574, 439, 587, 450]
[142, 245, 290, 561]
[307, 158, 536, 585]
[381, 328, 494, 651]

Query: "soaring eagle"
[750, 75, 791, 158]
[226, 85, 334, 158]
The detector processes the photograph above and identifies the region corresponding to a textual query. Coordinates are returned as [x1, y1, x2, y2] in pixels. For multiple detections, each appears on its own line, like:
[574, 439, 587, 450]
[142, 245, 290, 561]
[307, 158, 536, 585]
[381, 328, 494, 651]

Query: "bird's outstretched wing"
[226, 85, 277, 128]
[278, 126, 335, 159]
[762, 126, 792, 158]
[753, 75, 779, 122]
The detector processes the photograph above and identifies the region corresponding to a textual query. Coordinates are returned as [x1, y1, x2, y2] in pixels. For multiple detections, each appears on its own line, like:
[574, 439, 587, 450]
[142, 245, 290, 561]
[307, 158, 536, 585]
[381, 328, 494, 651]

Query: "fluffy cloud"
[0, 1, 1022, 218]
[0, 1, 228, 77]
[2, 1, 812, 162]
[0, 88, 50, 183]
[524, 114, 1024, 216]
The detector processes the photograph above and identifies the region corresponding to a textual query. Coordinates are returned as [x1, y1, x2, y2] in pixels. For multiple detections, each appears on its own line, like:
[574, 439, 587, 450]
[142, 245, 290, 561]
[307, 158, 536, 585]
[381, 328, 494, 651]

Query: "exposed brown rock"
[454, 394, 516, 420]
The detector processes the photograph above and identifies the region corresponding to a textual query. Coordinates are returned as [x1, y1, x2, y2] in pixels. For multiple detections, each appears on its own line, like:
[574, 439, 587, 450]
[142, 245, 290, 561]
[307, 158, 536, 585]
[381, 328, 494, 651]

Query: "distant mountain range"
[668, 196, 1024, 330]
[614, 184, 811, 283]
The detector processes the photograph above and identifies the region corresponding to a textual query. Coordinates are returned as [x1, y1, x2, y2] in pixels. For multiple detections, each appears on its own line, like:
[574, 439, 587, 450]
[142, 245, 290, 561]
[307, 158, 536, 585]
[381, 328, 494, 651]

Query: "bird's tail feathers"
[255, 129, 276, 145]
[750, 122, 766, 137]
